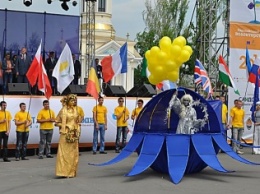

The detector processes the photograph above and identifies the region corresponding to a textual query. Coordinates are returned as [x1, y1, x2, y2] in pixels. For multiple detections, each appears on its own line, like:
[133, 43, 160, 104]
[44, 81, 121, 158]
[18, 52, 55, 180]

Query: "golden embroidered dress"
[55, 105, 80, 177]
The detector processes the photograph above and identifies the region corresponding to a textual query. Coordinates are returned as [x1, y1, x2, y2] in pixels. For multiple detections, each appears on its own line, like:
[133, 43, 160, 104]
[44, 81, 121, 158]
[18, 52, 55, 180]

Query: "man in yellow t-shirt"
[0, 101, 12, 162]
[37, 100, 56, 159]
[92, 96, 107, 154]
[114, 97, 129, 153]
[131, 99, 144, 122]
[14, 102, 32, 161]
[228, 100, 245, 154]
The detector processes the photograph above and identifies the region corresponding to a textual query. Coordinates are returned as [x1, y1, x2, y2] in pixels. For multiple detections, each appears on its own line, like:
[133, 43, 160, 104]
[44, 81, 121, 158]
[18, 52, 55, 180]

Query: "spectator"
[14, 102, 32, 161]
[92, 96, 107, 154]
[44, 51, 57, 95]
[2, 53, 14, 94]
[15, 47, 32, 83]
[72, 54, 81, 85]
[0, 101, 12, 162]
[114, 97, 129, 153]
[37, 100, 56, 159]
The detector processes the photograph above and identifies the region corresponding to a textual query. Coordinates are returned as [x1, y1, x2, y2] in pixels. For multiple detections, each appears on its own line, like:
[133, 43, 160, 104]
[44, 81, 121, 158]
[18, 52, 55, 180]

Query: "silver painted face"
[183, 99, 190, 106]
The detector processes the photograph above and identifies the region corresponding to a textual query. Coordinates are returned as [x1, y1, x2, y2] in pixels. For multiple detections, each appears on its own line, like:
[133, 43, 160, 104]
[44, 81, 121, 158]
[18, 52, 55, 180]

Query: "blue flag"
[251, 72, 259, 122]
[246, 46, 252, 78]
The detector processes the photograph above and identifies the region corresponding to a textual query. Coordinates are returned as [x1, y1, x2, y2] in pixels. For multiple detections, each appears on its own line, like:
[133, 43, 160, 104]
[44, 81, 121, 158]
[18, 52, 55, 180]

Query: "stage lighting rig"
[23, 0, 32, 6]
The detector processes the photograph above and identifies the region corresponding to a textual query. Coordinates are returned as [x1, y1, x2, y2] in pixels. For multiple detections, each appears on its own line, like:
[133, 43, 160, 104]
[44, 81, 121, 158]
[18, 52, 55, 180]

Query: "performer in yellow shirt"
[0, 101, 12, 162]
[220, 96, 228, 137]
[114, 97, 130, 153]
[14, 102, 32, 161]
[131, 99, 144, 121]
[37, 100, 56, 159]
[92, 96, 107, 154]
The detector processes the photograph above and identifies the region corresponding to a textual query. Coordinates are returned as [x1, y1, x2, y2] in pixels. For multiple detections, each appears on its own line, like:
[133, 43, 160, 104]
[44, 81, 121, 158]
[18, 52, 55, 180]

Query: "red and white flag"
[26, 40, 52, 99]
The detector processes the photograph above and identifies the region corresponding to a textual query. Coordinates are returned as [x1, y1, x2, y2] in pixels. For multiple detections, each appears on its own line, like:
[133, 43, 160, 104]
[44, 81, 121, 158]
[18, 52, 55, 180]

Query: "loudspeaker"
[69, 85, 87, 96]
[127, 85, 140, 97]
[104, 85, 126, 97]
[8, 83, 30, 94]
[137, 84, 156, 97]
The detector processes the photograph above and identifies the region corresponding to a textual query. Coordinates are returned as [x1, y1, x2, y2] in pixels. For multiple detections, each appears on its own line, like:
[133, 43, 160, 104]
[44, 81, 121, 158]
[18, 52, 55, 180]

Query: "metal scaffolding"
[84, 0, 96, 78]
[195, 0, 228, 88]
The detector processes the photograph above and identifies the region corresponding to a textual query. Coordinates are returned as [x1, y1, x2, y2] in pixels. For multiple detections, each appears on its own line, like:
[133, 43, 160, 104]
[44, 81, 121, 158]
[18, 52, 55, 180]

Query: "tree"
[134, 0, 190, 87]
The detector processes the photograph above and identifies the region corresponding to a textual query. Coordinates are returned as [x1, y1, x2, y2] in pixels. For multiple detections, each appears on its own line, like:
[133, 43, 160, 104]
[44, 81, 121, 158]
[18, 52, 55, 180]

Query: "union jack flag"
[194, 59, 213, 95]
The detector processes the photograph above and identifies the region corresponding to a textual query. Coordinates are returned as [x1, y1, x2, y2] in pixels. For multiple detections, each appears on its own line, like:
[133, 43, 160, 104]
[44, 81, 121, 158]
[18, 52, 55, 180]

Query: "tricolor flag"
[86, 59, 101, 99]
[156, 80, 176, 91]
[250, 72, 259, 122]
[194, 59, 213, 95]
[218, 55, 240, 95]
[26, 40, 52, 99]
[101, 42, 127, 83]
[248, 58, 260, 84]
[52, 43, 74, 94]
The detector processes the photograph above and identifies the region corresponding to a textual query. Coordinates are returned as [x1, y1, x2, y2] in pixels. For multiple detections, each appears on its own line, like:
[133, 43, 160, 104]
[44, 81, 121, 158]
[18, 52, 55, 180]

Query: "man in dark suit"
[44, 51, 57, 95]
[72, 54, 81, 85]
[15, 47, 32, 83]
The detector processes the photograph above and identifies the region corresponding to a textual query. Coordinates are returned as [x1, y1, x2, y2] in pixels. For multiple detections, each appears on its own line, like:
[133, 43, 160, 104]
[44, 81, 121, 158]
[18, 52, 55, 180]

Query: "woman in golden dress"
[55, 94, 81, 178]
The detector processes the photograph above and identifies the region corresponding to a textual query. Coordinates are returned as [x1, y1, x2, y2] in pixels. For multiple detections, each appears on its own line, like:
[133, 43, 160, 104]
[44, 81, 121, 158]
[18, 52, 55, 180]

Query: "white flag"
[52, 43, 74, 93]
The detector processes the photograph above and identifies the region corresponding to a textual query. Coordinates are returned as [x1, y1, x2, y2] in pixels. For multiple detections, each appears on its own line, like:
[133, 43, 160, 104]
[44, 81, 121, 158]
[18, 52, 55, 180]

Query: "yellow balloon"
[148, 74, 161, 85]
[157, 51, 168, 64]
[150, 46, 161, 56]
[145, 50, 151, 60]
[178, 50, 191, 63]
[167, 70, 179, 83]
[153, 65, 166, 77]
[170, 45, 182, 58]
[183, 45, 193, 55]
[147, 62, 157, 73]
[172, 36, 186, 48]
[164, 60, 178, 72]
[159, 36, 172, 53]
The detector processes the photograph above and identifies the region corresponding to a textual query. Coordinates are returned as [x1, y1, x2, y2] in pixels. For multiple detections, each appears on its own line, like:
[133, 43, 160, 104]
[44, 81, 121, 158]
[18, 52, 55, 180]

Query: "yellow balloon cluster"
[145, 36, 193, 85]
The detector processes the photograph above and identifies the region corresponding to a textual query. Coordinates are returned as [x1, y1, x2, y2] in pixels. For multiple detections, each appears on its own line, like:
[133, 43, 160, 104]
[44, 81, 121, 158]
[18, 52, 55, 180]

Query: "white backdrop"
[3, 95, 150, 146]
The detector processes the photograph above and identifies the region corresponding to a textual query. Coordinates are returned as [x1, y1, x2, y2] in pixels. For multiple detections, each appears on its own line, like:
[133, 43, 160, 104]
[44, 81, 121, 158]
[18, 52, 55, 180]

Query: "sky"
[0, 0, 196, 40]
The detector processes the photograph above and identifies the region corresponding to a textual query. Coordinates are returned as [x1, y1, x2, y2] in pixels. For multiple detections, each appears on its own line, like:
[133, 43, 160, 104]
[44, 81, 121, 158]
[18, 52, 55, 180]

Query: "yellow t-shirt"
[114, 106, 129, 127]
[37, 109, 56, 130]
[230, 107, 245, 128]
[222, 103, 228, 124]
[131, 107, 142, 119]
[93, 105, 107, 124]
[76, 106, 84, 118]
[14, 111, 32, 132]
[0, 110, 12, 132]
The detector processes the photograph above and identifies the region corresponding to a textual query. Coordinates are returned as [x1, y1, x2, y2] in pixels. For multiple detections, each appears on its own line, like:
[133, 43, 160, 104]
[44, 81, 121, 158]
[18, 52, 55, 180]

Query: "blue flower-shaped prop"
[91, 88, 259, 184]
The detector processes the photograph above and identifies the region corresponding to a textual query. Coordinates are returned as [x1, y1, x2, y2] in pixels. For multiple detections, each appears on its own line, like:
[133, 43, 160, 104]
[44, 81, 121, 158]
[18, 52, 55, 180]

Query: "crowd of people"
[0, 47, 82, 95]
[0, 94, 144, 178]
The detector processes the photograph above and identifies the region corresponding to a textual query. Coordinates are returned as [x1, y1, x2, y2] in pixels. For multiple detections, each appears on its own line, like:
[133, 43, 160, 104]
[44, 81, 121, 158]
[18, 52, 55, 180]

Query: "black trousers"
[15, 132, 29, 159]
[0, 131, 9, 159]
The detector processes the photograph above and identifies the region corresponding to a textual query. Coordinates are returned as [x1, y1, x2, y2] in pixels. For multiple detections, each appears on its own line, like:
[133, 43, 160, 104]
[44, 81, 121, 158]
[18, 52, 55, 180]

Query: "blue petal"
[212, 134, 260, 165]
[126, 134, 165, 176]
[192, 134, 231, 172]
[89, 133, 144, 166]
[166, 135, 190, 184]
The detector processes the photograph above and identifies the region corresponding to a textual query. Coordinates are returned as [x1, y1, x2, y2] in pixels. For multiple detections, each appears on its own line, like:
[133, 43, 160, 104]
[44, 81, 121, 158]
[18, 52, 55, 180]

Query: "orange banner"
[229, 22, 260, 50]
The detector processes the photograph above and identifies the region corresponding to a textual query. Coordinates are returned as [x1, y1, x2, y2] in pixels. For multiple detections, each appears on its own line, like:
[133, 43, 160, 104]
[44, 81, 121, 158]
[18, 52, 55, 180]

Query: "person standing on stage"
[131, 99, 144, 121]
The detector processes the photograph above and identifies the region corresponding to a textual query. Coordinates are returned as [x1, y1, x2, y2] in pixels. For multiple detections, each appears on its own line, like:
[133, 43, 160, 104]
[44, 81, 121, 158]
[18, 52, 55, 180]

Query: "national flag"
[86, 59, 101, 99]
[101, 42, 127, 83]
[218, 55, 240, 95]
[246, 45, 252, 78]
[156, 80, 177, 91]
[141, 56, 147, 77]
[52, 43, 74, 94]
[250, 72, 259, 122]
[194, 59, 213, 95]
[26, 40, 52, 99]
[248, 58, 260, 84]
